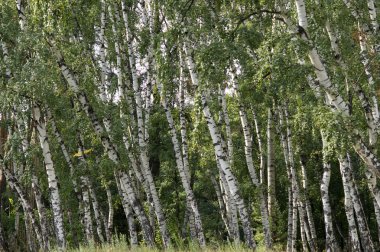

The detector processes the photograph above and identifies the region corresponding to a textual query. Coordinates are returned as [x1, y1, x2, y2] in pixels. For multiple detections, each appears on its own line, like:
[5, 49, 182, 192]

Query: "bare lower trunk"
[299, 159, 317, 251]
[3, 169, 43, 249]
[89, 183, 105, 243]
[115, 174, 138, 246]
[31, 176, 49, 250]
[201, 93, 255, 248]
[33, 105, 66, 250]
[267, 108, 276, 223]
[159, 85, 205, 246]
[320, 131, 339, 251]
[346, 155, 375, 251]
[339, 156, 360, 251]
[218, 165, 240, 243]
[106, 185, 113, 242]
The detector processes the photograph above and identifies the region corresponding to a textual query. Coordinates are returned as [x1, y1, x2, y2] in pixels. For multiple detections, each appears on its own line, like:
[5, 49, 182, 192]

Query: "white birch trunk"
[202, 94, 255, 248]
[346, 155, 375, 251]
[338, 156, 361, 251]
[320, 150, 338, 252]
[2, 168, 43, 249]
[374, 200, 380, 244]
[210, 174, 233, 239]
[252, 109, 265, 185]
[16, 0, 26, 30]
[114, 172, 138, 246]
[299, 159, 317, 250]
[278, 107, 300, 252]
[121, 1, 171, 246]
[48, 41, 155, 245]
[159, 83, 205, 246]
[88, 183, 105, 243]
[106, 185, 113, 242]
[220, 87, 234, 167]
[80, 176, 94, 243]
[219, 163, 240, 243]
[267, 108, 276, 223]
[31, 175, 50, 250]
[179, 56, 197, 240]
[33, 105, 66, 250]
[235, 97, 272, 248]
[367, 0, 379, 33]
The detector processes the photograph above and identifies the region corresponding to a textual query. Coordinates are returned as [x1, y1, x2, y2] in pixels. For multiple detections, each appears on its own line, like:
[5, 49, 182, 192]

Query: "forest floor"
[67, 243, 282, 252]
[65, 238, 283, 252]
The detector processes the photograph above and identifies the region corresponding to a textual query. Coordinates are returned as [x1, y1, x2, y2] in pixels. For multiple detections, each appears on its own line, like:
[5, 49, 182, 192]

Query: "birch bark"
[114, 172, 138, 246]
[2, 169, 43, 249]
[48, 40, 155, 246]
[120, 1, 171, 246]
[33, 105, 66, 250]
[182, 41, 253, 247]
[267, 108, 276, 222]
[338, 156, 361, 251]
[346, 155, 375, 251]
[159, 85, 206, 246]
[320, 139, 338, 252]
[232, 80, 272, 248]
[202, 94, 255, 248]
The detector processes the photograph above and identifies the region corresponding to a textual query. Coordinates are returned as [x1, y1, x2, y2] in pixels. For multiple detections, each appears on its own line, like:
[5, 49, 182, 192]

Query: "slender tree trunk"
[201, 94, 255, 248]
[48, 40, 155, 246]
[120, 1, 170, 247]
[373, 200, 380, 244]
[89, 183, 105, 243]
[367, 0, 379, 33]
[338, 156, 361, 251]
[299, 159, 317, 251]
[2, 169, 43, 249]
[158, 82, 206, 246]
[31, 175, 50, 250]
[80, 176, 94, 243]
[179, 56, 197, 241]
[210, 173, 232, 238]
[320, 131, 339, 252]
[33, 104, 66, 250]
[106, 185, 113, 242]
[219, 164, 240, 243]
[346, 154, 375, 251]
[237, 102, 272, 248]
[252, 109, 265, 185]
[114, 172, 138, 246]
[267, 108, 276, 224]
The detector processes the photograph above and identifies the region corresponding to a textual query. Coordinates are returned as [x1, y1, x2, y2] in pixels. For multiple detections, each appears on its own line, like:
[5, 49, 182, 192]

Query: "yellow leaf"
[73, 148, 93, 157]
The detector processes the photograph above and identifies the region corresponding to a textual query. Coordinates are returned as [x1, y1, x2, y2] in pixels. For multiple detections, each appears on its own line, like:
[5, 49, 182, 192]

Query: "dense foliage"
[0, 0, 379, 251]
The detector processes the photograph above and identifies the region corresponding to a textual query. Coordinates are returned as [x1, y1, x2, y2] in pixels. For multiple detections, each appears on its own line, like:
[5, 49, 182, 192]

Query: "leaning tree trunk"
[105, 185, 113, 242]
[120, 1, 170, 247]
[158, 83, 206, 246]
[2, 168, 43, 249]
[114, 171, 138, 246]
[338, 156, 361, 251]
[182, 41, 253, 247]
[299, 159, 317, 251]
[320, 131, 339, 252]
[201, 93, 255, 248]
[219, 162, 240, 243]
[233, 83, 272, 248]
[33, 104, 66, 250]
[346, 154, 375, 251]
[48, 39, 155, 246]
